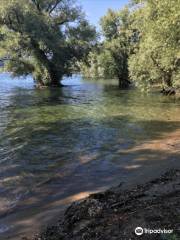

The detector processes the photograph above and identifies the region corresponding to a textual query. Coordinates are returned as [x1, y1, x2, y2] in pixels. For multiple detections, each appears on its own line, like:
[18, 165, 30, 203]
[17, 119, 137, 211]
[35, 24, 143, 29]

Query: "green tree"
[129, 0, 180, 92]
[102, 8, 135, 88]
[80, 7, 135, 88]
[0, 0, 96, 87]
[79, 44, 117, 79]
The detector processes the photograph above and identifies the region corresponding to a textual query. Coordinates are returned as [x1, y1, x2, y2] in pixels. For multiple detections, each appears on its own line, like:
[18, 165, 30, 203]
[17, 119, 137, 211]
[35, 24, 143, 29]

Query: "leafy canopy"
[0, 0, 97, 86]
[129, 0, 180, 90]
[80, 7, 135, 88]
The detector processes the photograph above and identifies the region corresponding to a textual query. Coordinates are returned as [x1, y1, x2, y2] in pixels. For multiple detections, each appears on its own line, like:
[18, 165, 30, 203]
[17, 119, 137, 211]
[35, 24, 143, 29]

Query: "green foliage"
[1, 0, 179, 91]
[100, 9, 120, 41]
[81, 0, 180, 92]
[0, 0, 96, 86]
[80, 7, 134, 88]
[79, 46, 117, 79]
[129, 0, 180, 90]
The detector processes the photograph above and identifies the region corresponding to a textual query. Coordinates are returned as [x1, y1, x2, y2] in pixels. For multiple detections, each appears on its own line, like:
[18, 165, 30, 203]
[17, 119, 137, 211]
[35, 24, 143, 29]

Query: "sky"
[78, 0, 129, 28]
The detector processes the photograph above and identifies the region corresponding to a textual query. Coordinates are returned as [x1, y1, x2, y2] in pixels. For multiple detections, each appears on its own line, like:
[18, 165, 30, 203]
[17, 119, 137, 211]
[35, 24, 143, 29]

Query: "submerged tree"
[0, 0, 96, 87]
[80, 7, 135, 88]
[129, 0, 180, 92]
[100, 8, 132, 88]
[80, 0, 180, 93]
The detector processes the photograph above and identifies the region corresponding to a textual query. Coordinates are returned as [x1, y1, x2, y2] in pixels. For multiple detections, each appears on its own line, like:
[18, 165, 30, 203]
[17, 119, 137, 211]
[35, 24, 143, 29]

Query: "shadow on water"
[0, 116, 180, 239]
[0, 74, 180, 239]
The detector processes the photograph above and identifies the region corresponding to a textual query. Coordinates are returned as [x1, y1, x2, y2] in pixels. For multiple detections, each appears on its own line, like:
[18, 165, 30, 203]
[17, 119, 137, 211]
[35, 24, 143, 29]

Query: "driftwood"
[161, 87, 176, 95]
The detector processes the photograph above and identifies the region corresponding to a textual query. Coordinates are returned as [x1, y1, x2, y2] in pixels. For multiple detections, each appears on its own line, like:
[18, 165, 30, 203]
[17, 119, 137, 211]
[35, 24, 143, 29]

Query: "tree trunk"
[118, 78, 130, 89]
[118, 66, 130, 89]
[117, 55, 130, 89]
[161, 72, 175, 95]
[165, 72, 173, 87]
[31, 39, 62, 87]
[47, 65, 62, 87]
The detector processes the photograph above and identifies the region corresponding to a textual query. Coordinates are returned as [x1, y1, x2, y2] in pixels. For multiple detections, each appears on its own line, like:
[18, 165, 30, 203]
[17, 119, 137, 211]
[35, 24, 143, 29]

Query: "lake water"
[0, 73, 179, 239]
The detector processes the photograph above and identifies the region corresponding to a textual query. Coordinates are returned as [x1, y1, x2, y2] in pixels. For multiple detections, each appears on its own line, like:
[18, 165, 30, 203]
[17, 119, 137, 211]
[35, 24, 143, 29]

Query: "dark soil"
[31, 169, 180, 240]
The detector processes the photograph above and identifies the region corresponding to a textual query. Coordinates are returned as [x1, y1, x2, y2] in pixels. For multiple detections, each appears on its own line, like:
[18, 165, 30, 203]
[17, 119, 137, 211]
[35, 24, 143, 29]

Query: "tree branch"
[30, 0, 41, 12]
[48, 0, 62, 14]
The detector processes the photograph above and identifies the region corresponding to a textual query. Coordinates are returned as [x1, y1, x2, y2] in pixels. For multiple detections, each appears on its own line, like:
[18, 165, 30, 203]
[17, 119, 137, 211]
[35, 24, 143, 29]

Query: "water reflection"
[0, 73, 179, 239]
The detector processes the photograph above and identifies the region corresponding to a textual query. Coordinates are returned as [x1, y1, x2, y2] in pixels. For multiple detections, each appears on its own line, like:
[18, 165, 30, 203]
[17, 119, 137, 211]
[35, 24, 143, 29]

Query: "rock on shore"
[33, 169, 180, 240]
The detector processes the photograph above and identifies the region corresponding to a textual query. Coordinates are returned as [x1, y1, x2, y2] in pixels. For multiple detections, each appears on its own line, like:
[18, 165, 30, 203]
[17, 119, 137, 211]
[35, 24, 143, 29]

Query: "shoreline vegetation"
[0, 0, 179, 239]
[0, 0, 179, 91]
[30, 169, 180, 240]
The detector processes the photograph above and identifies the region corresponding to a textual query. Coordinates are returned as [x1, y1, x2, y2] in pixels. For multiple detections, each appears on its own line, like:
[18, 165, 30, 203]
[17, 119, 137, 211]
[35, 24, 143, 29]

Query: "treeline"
[0, 0, 97, 87]
[0, 0, 179, 91]
[80, 0, 180, 92]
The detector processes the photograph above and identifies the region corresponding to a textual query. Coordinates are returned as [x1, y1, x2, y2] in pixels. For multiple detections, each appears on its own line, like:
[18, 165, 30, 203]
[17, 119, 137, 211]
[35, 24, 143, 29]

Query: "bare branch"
[48, 0, 62, 14]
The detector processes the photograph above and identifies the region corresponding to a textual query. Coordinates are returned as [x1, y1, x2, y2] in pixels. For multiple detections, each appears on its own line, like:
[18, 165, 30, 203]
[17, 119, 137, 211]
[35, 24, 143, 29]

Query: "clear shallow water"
[0, 73, 180, 239]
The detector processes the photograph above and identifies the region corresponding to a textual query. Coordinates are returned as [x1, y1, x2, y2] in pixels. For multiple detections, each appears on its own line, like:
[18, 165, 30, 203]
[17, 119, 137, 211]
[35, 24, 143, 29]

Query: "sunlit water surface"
[0, 73, 179, 239]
